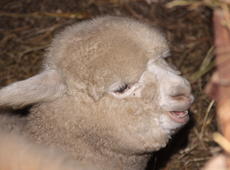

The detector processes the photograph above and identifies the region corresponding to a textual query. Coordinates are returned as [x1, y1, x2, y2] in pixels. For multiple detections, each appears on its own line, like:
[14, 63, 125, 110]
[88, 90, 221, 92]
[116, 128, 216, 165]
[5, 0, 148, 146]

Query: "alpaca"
[0, 129, 98, 170]
[0, 16, 193, 170]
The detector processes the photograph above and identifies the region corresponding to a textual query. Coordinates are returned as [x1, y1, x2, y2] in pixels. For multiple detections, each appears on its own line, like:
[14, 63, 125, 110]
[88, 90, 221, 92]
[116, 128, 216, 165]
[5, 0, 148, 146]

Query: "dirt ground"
[0, 0, 217, 169]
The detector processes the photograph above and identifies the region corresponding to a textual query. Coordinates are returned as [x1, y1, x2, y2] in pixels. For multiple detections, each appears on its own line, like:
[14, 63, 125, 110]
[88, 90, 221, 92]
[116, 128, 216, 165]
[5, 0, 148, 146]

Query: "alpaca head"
[0, 16, 193, 154]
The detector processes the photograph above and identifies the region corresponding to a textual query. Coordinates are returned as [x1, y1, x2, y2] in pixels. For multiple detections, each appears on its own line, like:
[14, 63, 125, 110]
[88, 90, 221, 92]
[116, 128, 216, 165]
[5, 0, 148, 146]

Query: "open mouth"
[168, 110, 189, 123]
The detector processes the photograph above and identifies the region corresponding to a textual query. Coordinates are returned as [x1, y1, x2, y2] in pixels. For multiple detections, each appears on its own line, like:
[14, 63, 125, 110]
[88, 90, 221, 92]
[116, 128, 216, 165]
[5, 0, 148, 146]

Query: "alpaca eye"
[114, 84, 129, 93]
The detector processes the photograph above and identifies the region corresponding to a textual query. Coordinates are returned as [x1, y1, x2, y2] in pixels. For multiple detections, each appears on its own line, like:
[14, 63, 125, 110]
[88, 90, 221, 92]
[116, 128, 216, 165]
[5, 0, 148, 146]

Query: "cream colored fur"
[0, 131, 97, 170]
[0, 16, 193, 170]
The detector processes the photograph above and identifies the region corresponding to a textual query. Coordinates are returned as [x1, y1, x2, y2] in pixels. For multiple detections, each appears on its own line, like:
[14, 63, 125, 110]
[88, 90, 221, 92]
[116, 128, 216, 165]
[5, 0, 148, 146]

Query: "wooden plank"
[205, 9, 230, 169]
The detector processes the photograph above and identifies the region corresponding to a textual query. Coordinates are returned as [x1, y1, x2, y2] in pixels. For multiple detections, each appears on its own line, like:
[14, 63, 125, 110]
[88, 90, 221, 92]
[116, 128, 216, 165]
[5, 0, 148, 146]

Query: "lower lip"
[168, 111, 189, 123]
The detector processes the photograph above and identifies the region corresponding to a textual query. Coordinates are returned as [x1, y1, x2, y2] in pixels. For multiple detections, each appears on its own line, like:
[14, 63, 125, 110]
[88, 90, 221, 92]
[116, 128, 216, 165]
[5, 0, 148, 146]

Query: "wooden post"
[205, 9, 230, 169]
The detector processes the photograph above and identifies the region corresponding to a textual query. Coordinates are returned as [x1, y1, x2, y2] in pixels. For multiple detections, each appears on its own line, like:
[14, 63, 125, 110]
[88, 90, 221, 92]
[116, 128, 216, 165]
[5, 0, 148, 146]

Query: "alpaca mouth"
[168, 110, 189, 123]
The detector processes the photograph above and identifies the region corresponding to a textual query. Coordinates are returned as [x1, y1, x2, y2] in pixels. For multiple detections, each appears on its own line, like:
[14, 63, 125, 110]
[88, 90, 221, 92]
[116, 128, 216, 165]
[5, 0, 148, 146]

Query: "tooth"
[179, 114, 186, 118]
[177, 114, 184, 118]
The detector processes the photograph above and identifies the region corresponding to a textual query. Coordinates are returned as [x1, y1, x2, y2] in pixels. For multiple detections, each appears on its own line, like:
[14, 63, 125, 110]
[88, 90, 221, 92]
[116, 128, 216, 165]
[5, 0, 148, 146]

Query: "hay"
[0, 0, 216, 169]
[168, 0, 230, 169]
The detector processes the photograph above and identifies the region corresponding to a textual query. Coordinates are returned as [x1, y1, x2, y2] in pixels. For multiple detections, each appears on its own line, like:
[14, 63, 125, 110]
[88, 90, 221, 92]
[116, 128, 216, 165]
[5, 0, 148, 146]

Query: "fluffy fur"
[0, 16, 193, 170]
[0, 131, 97, 170]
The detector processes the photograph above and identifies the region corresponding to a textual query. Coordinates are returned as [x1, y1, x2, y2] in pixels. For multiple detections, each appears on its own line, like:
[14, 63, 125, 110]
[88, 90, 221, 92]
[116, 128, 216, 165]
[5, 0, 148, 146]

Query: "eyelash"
[114, 84, 129, 93]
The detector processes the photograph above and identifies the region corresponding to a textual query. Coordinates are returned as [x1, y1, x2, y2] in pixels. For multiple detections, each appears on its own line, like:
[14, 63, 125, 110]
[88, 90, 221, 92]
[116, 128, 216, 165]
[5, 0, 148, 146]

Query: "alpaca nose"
[169, 85, 194, 104]
[170, 93, 194, 104]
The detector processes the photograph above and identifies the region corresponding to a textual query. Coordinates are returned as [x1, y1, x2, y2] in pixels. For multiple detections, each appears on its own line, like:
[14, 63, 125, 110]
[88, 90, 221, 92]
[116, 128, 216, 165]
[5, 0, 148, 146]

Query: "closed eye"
[108, 81, 143, 99]
[114, 84, 129, 93]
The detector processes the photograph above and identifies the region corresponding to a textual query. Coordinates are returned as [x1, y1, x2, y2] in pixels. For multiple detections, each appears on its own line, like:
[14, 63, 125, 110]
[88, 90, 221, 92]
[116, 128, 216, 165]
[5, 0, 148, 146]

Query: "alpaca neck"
[25, 99, 151, 170]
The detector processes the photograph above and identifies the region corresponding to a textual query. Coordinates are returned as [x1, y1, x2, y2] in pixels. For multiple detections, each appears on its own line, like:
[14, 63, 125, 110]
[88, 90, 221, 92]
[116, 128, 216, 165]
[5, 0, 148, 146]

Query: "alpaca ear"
[0, 70, 66, 108]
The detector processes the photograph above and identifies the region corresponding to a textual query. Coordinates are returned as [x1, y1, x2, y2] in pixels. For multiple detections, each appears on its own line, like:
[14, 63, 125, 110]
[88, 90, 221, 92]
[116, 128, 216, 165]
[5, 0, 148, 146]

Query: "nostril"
[171, 94, 188, 101]
[170, 94, 193, 103]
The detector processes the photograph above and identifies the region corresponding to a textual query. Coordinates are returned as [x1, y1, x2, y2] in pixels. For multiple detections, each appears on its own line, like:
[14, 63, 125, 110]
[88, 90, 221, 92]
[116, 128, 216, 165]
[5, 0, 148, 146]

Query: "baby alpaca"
[0, 16, 193, 170]
[0, 130, 97, 170]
